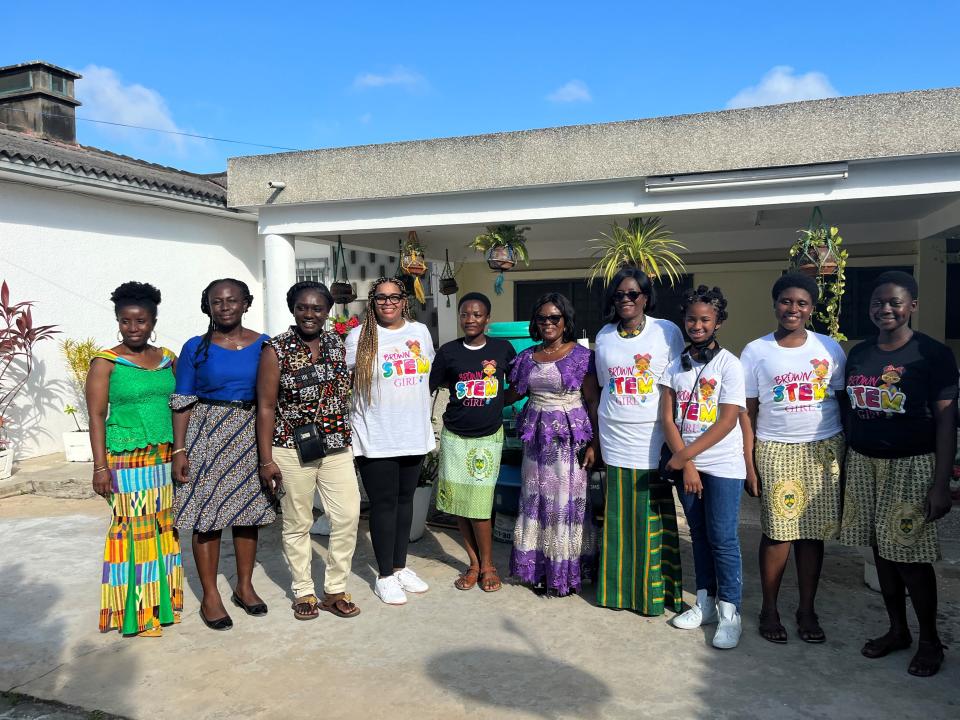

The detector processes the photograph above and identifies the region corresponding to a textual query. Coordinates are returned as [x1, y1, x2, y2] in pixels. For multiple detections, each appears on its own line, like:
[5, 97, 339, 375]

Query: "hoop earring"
[150, 331, 157, 342]
[117, 330, 123, 342]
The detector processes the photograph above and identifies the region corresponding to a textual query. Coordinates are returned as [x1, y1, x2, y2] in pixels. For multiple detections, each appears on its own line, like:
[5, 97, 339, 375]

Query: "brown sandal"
[292, 594, 319, 621]
[479, 566, 502, 593]
[455, 566, 480, 591]
[319, 592, 361, 619]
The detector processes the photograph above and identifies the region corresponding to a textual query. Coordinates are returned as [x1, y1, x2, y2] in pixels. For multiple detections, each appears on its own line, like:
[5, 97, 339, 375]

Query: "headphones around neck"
[681, 337, 721, 371]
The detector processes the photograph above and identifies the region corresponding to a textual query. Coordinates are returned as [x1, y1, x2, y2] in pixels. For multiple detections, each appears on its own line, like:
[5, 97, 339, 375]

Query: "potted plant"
[60, 337, 97, 462]
[587, 216, 687, 287]
[0, 416, 11, 480]
[0, 281, 59, 477]
[469, 225, 531, 294]
[409, 449, 439, 542]
[330, 313, 360, 339]
[788, 207, 849, 341]
[400, 231, 429, 305]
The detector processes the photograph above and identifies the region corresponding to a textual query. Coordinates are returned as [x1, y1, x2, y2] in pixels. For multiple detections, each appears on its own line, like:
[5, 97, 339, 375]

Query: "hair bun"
[110, 281, 161, 306]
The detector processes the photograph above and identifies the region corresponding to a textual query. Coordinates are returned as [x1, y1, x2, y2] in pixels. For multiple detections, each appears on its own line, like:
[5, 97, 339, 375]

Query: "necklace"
[617, 316, 646, 338]
[540, 341, 566, 356]
[216, 328, 245, 349]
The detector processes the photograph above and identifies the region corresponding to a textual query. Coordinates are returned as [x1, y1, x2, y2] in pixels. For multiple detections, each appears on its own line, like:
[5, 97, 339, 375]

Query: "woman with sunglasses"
[586, 268, 685, 617]
[508, 292, 600, 596]
[346, 277, 436, 605]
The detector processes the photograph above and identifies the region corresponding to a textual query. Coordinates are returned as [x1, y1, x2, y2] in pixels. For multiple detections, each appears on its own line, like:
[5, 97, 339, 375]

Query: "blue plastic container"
[494, 463, 522, 516]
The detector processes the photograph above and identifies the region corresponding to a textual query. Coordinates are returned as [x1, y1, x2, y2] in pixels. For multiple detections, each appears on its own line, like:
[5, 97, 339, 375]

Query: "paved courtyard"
[1, 479, 958, 719]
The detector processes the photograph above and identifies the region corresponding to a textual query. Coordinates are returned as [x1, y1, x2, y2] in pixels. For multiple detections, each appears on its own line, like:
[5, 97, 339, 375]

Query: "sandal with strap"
[908, 640, 946, 677]
[862, 630, 912, 659]
[319, 592, 361, 619]
[479, 566, 502, 593]
[758, 610, 788, 644]
[796, 610, 826, 644]
[455, 566, 480, 591]
[292, 594, 319, 621]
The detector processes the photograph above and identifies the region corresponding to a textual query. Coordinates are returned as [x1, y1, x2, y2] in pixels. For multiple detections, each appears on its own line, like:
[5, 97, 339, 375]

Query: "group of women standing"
[88, 267, 956, 677]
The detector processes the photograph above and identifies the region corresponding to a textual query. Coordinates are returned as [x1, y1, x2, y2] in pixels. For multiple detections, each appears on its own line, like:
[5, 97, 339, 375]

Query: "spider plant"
[587, 217, 686, 287]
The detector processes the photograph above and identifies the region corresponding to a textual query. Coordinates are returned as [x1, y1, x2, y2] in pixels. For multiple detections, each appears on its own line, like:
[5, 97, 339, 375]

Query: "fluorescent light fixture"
[645, 163, 848, 193]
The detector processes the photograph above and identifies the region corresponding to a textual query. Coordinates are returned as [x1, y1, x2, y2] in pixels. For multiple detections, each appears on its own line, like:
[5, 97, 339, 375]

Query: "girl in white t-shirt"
[345, 277, 436, 606]
[659, 285, 747, 650]
[741, 272, 846, 645]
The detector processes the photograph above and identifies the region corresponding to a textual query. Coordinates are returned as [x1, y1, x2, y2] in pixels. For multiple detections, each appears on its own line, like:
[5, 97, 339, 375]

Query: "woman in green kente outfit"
[87, 281, 183, 637]
[429, 293, 516, 592]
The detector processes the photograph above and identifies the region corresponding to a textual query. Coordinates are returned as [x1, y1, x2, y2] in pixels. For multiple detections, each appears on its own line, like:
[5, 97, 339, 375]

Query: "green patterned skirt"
[597, 467, 683, 615]
[436, 426, 504, 519]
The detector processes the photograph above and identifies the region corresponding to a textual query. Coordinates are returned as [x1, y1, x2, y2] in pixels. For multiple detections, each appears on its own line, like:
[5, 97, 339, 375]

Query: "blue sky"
[4, 1, 957, 173]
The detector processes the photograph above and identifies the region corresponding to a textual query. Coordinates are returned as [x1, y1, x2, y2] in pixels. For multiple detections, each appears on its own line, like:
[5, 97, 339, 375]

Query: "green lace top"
[94, 349, 176, 453]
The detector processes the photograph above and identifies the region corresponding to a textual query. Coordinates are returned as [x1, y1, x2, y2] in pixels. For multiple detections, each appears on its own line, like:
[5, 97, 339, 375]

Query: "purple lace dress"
[508, 344, 598, 593]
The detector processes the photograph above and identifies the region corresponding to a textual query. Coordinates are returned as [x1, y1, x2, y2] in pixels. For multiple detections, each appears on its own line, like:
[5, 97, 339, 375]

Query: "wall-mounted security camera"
[268, 181, 286, 189]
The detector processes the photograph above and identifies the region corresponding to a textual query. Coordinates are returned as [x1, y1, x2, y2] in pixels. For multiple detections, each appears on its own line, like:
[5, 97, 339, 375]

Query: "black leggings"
[356, 454, 424, 577]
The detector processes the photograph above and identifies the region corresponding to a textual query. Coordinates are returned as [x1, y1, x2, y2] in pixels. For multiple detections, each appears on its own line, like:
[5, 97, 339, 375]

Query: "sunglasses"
[535, 314, 564, 325]
[374, 293, 405, 305]
[613, 290, 645, 302]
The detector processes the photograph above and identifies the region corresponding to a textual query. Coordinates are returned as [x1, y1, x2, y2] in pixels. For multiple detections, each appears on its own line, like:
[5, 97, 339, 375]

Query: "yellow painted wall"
[690, 268, 783, 354]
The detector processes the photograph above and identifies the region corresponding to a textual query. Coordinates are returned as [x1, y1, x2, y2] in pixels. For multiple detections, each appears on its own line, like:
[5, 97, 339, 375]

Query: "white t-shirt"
[594, 319, 685, 469]
[345, 320, 436, 458]
[660, 348, 746, 478]
[740, 331, 846, 443]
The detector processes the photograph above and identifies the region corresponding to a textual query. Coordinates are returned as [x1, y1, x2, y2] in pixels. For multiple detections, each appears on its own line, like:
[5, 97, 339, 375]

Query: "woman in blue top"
[171, 278, 275, 630]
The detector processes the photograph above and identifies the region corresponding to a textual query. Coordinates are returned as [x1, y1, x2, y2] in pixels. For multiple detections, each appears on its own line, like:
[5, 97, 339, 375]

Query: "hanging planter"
[438, 249, 458, 302]
[469, 225, 530, 294]
[330, 236, 357, 305]
[400, 231, 428, 305]
[787, 206, 849, 341]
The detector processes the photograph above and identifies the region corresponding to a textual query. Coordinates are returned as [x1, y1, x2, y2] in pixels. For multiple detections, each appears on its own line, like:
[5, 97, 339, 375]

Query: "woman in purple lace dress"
[507, 292, 601, 595]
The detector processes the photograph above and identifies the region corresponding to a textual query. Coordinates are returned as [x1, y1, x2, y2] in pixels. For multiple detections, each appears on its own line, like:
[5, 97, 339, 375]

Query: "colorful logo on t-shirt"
[675, 378, 719, 432]
[607, 353, 656, 405]
[455, 360, 500, 406]
[847, 364, 907, 416]
[381, 340, 431, 387]
[771, 359, 831, 412]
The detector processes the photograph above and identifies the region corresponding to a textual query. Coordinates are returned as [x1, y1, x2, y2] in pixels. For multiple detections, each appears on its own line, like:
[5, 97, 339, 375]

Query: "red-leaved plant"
[0, 281, 59, 450]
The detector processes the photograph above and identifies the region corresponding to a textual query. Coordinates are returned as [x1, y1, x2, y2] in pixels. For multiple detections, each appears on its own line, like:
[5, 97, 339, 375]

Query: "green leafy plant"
[60, 337, 98, 389]
[469, 225, 531, 266]
[64, 404, 84, 432]
[587, 217, 687, 287]
[419, 449, 440, 487]
[788, 210, 849, 341]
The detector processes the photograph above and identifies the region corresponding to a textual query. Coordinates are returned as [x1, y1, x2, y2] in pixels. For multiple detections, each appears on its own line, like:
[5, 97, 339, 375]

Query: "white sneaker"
[374, 575, 407, 605]
[672, 589, 718, 630]
[394, 567, 429, 594]
[712, 600, 742, 649]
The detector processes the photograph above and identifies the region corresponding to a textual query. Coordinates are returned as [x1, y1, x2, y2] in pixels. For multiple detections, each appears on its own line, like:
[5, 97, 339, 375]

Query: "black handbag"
[292, 422, 326, 463]
[658, 443, 683, 486]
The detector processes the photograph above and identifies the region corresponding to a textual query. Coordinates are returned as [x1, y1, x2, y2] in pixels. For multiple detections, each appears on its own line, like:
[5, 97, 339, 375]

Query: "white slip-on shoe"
[712, 600, 742, 649]
[374, 575, 407, 605]
[672, 589, 718, 630]
[394, 567, 429, 594]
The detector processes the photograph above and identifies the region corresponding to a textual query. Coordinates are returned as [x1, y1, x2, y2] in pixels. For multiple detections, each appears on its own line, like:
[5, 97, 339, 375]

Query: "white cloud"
[359, 112, 373, 124]
[353, 66, 427, 91]
[546, 79, 592, 103]
[76, 65, 199, 155]
[726, 66, 838, 109]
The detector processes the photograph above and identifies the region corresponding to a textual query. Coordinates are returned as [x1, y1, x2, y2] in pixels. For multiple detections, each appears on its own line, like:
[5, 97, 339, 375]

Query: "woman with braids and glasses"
[170, 278, 274, 630]
[257, 282, 361, 620]
[345, 277, 436, 606]
[584, 267, 685, 617]
[507, 292, 600, 597]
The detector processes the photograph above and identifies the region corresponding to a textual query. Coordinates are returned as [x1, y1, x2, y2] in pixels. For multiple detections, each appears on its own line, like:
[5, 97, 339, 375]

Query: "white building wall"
[0, 180, 262, 459]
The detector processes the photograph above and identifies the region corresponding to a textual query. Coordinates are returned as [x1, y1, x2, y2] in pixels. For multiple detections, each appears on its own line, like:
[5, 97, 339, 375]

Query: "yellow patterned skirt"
[839, 449, 939, 563]
[100, 443, 183, 635]
[756, 433, 845, 542]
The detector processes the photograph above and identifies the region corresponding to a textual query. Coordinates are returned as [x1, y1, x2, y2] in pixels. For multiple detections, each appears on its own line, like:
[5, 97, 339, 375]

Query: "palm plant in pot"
[587, 216, 686, 287]
[469, 225, 531, 295]
[60, 337, 98, 462]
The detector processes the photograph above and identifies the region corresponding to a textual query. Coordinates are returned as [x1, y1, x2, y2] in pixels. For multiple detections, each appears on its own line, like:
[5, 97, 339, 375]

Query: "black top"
[845, 332, 958, 458]
[429, 337, 517, 438]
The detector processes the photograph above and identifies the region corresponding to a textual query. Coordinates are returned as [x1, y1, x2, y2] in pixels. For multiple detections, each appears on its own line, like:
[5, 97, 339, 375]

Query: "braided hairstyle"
[354, 276, 412, 403]
[286, 281, 334, 312]
[194, 278, 254, 363]
[110, 281, 161, 318]
[681, 285, 728, 323]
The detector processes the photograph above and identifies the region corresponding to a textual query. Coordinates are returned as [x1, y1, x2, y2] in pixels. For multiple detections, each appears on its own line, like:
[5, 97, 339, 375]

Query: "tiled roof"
[0, 127, 228, 206]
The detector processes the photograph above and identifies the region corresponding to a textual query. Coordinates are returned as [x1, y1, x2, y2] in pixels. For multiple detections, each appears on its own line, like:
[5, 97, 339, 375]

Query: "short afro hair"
[111, 281, 161, 318]
[681, 285, 728, 323]
[772, 272, 820, 304]
[872, 270, 918, 300]
[458, 292, 492, 315]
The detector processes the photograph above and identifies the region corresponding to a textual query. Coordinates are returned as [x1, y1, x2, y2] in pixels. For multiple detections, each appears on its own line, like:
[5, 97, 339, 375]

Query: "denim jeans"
[678, 472, 743, 610]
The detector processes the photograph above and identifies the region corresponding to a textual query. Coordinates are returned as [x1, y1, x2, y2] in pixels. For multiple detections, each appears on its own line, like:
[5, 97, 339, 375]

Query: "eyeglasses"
[613, 290, 645, 302]
[374, 294, 405, 305]
[535, 314, 564, 325]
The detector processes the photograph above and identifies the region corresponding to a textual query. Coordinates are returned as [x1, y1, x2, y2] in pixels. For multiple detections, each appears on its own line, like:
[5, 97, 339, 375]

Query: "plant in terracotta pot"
[587, 216, 686, 287]
[469, 225, 531, 294]
[788, 208, 849, 341]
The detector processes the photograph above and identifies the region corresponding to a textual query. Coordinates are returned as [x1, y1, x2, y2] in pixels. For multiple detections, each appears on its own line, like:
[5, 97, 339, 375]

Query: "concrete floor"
[1, 491, 958, 720]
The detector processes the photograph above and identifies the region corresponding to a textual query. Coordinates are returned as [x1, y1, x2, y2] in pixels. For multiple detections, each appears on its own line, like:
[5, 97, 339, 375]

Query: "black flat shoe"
[200, 608, 233, 631]
[231, 592, 268, 616]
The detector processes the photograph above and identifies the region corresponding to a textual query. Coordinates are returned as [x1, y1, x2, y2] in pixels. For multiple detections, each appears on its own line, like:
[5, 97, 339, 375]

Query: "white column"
[263, 233, 296, 335]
